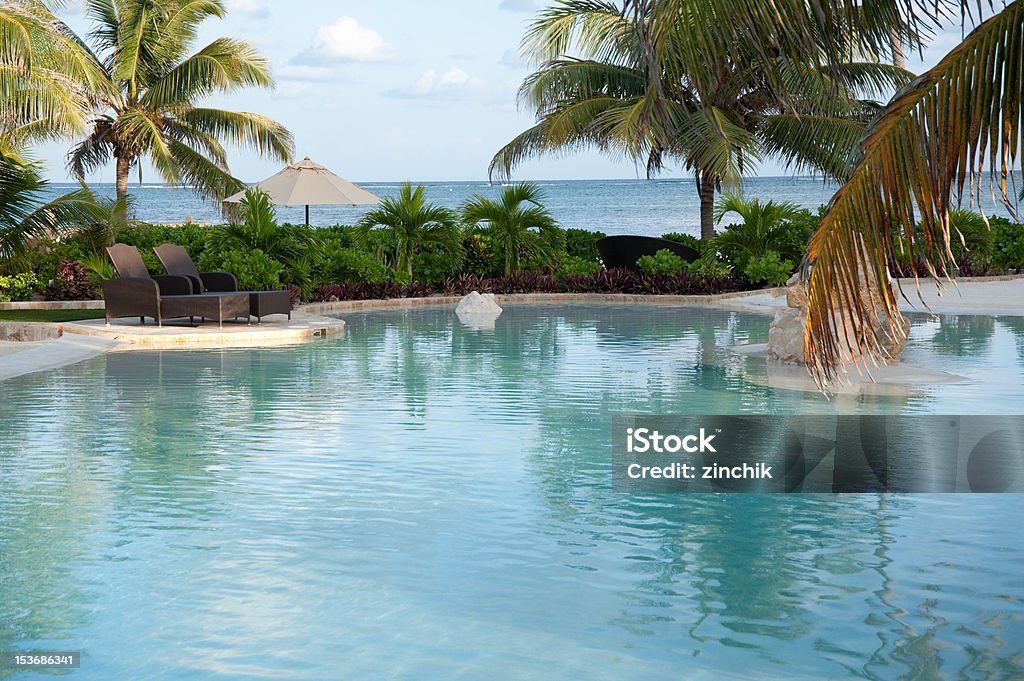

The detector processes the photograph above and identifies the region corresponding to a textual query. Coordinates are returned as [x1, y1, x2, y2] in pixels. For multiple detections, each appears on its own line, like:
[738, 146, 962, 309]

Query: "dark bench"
[596, 235, 700, 271]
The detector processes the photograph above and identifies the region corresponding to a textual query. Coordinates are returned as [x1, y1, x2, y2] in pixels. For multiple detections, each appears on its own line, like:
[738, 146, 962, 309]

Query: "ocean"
[42, 177, 1017, 238]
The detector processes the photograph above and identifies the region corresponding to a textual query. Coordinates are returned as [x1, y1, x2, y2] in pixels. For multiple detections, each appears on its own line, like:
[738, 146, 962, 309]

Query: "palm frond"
[760, 114, 868, 180]
[165, 137, 245, 200]
[141, 37, 273, 109]
[803, 1, 1024, 384]
[178, 108, 293, 162]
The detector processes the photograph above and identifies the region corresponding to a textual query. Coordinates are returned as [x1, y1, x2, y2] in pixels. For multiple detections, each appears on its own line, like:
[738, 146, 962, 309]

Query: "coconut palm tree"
[66, 0, 294, 204]
[0, 1, 114, 155]
[353, 184, 462, 282]
[461, 182, 565, 275]
[0, 155, 108, 260]
[620, 0, 1024, 383]
[490, 0, 912, 241]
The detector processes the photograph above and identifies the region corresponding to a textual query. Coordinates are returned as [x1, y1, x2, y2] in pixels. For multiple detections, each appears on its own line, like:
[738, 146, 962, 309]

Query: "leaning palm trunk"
[801, 2, 1024, 386]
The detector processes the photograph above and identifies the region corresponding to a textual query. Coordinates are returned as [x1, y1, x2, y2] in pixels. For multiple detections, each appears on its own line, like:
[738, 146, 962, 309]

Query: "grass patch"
[0, 309, 105, 323]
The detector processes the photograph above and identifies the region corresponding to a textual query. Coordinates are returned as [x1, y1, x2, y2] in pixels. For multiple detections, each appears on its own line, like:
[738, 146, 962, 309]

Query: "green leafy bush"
[565, 228, 605, 261]
[461, 232, 496, 277]
[687, 256, 731, 278]
[993, 218, 1024, 272]
[557, 255, 603, 278]
[324, 246, 389, 284]
[743, 251, 793, 286]
[413, 246, 461, 284]
[660, 232, 703, 254]
[0, 272, 41, 301]
[202, 249, 283, 291]
[636, 248, 687, 276]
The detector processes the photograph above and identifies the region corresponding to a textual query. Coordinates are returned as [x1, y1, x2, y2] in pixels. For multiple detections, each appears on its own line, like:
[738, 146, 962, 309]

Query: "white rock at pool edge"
[456, 291, 503, 330]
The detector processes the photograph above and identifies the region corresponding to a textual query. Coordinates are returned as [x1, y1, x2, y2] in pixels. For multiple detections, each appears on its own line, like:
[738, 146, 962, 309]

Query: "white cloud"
[499, 0, 536, 11]
[387, 66, 486, 99]
[301, 16, 397, 64]
[225, 0, 268, 18]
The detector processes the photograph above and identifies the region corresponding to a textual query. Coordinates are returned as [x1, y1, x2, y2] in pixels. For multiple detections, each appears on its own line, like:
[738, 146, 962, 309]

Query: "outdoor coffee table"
[160, 292, 252, 328]
[249, 290, 292, 323]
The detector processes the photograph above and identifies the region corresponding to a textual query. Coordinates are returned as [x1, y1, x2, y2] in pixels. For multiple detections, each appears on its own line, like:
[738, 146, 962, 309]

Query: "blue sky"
[37, 0, 957, 184]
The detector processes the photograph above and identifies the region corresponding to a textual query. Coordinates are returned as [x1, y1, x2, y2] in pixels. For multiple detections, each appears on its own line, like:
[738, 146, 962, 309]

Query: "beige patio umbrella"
[224, 157, 380, 225]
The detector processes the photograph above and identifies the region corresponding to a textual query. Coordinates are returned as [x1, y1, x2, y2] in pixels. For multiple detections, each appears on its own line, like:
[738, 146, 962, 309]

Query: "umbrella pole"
[305, 205, 310, 226]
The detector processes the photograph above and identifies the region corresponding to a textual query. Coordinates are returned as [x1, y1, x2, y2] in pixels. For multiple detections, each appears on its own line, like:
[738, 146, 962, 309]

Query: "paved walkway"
[716, 276, 1024, 316]
[0, 335, 117, 382]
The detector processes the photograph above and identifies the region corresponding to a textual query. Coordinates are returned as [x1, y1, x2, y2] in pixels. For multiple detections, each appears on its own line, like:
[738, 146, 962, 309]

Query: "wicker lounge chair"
[154, 243, 292, 322]
[103, 244, 250, 328]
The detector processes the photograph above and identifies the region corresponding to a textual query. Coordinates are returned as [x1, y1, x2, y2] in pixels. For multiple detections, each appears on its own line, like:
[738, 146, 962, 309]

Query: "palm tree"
[621, 0, 1023, 383]
[0, 156, 108, 260]
[0, 1, 114, 155]
[66, 0, 294, 204]
[353, 184, 462, 282]
[711, 193, 805, 271]
[461, 182, 565, 275]
[208, 187, 319, 287]
[490, 0, 912, 241]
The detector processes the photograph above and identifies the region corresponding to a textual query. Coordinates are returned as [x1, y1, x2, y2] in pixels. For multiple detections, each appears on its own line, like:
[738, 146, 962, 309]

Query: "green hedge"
[5, 207, 1024, 302]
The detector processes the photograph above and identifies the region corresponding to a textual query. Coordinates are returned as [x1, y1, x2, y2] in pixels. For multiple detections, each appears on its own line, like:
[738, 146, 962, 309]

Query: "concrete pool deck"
[0, 312, 346, 381]
[0, 275, 1021, 383]
[716, 274, 1024, 316]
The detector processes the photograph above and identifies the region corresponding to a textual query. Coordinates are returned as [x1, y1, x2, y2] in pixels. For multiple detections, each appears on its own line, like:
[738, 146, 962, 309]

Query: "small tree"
[354, 184, 462, 282]
[461, 182, 564, 275]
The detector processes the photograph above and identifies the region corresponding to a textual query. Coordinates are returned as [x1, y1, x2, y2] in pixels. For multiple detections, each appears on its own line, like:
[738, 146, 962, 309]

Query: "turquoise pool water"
[1, 304, 1022, 680]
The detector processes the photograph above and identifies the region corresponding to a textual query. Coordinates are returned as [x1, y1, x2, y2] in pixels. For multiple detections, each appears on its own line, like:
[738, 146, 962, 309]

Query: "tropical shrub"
[322, 246, 389, 284]
[355, 184, 462, 281]
[208, 188, 319, 291]
[711, 194, 806, 275]
[205, 249, 283, 292]
[80, 252, 117, 285]
[43, 260, 97, 300]
[744, 251, 794, 286]
[661, 232, 703, 254]
[461, 183, 564, 274]
[687, 256, 731, 278]
[565, 228, 605, 261]
[0, 272, 41, 302]
[636, 249, 687, 276]
[461, 232, 496, 277]
[557, 255, 603, 278]
[993, 219, 1024, 272]
[413, 246, 462, 284]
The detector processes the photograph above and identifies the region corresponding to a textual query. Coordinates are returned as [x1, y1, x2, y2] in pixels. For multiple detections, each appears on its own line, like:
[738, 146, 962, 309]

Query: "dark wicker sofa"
[154, 243, 292, 322]
[102, 244, 250, 327]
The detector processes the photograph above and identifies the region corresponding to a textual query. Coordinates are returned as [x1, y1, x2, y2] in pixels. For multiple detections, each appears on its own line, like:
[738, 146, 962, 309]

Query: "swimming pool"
[1, 304, 1022, 679]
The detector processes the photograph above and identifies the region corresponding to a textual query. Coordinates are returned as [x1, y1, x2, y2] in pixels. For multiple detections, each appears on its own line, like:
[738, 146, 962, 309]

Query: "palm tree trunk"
[696, 174, 716, 241]
[890, 27, 905, 70]
[115, 155, 130, 204]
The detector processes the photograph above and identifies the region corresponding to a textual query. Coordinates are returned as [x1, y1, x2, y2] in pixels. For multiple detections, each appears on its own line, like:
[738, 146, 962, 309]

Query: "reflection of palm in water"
[928, 314, 996, 356]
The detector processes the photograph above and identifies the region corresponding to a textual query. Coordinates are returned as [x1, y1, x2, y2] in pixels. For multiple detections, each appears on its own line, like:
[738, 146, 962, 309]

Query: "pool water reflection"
[0, 304, 1021, 680]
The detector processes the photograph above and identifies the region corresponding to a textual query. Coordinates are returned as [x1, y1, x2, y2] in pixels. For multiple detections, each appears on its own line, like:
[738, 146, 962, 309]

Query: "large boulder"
[768, 271, 910, 367]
